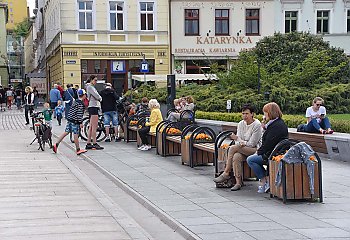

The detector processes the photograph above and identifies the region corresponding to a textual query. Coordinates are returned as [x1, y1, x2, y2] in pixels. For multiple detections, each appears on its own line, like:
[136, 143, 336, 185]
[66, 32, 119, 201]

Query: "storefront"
[170, 1, 274, 74]
[47, 45, 169, 96]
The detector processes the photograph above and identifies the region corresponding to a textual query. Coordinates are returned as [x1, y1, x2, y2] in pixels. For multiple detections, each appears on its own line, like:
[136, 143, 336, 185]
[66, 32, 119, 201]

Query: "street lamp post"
[257, 60, 261, 94]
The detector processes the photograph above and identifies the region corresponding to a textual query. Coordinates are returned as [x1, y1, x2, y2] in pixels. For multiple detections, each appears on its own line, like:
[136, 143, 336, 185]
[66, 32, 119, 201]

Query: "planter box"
[269, 160, 322, 203]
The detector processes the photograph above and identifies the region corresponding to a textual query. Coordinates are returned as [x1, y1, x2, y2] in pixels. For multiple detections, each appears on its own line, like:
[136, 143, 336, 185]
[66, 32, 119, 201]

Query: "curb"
[53, 133, 201, 240]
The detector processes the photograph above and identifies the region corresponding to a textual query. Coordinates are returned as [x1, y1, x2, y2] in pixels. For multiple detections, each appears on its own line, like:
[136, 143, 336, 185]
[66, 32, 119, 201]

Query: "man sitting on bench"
[213, 104, 262, 191]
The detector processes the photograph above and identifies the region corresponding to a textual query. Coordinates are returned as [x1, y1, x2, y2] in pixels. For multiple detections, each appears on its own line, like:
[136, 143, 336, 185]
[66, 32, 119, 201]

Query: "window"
[316, 10, 329, 34]
[140, 2, 154, 31]
[78, 1, 93, 30]
[215, 9, 229, 36]
[246, 9, 259, 35]
[285, 11, 297, 33]
[185, 9, 199, 36]
[347, 10, 350, 33]
[110, 1, 124, 30]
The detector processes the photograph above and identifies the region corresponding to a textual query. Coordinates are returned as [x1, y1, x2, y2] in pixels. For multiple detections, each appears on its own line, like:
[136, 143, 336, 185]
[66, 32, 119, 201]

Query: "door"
[112, 74, 125, 97]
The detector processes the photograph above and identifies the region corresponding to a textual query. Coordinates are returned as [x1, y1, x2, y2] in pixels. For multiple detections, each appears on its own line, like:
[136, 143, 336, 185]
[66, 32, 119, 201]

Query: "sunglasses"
[315, 103, 322, 106]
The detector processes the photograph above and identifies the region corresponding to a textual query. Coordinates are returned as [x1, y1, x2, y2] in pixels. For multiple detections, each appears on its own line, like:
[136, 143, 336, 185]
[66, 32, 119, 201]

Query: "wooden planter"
[269, 160, 323, 203]
[126, 125, 138, 142]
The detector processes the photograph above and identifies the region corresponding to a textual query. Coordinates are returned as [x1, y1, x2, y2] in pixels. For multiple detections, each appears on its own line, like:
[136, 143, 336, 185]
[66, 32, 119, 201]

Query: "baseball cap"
[77, 89, 86, 96]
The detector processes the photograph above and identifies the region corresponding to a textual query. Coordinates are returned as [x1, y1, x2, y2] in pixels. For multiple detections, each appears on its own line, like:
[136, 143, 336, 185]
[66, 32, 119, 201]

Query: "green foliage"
[196, 111, 350, 133]
[13, 18, 30, 39]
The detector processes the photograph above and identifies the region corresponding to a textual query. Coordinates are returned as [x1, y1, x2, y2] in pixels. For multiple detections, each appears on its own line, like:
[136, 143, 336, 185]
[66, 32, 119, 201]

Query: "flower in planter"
[220, 144, 230, 149]
[130, 120, 138, 126]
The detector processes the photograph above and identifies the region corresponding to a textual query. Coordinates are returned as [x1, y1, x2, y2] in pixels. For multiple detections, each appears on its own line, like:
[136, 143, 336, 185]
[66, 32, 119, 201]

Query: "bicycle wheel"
[80, 117, 89, 141]
[96, 122, 107, 142]
[37, 130, 45, 151]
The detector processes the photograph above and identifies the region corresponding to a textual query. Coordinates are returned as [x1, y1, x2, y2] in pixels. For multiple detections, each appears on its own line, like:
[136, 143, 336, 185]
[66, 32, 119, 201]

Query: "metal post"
[142, 54, 147, 86]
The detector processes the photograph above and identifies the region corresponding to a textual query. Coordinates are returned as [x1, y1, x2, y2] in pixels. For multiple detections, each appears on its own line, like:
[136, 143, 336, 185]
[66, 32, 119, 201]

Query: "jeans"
[25, 105, 34, 124]
[138, 126, 150, 145]
[103, 111, 118, 127]
[57, 114, 62, 125]
[247, 154, 266, 180]
[305, 117, 331, 133]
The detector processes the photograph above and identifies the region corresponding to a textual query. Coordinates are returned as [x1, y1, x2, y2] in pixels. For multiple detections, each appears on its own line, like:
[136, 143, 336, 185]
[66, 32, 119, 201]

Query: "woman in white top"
[305, 97, 333, 134]
[214, 104, 262, 191]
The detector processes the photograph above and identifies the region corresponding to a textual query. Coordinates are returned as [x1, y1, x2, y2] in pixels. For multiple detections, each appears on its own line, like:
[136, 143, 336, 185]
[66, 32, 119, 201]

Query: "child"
[42, 102, 53, 128]
[55, 100, 65, 126]
[53, 89, 87, 155]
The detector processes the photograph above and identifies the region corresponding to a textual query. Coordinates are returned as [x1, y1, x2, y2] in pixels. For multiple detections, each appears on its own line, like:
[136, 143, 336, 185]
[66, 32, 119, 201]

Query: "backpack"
[83, 98, 89, 108]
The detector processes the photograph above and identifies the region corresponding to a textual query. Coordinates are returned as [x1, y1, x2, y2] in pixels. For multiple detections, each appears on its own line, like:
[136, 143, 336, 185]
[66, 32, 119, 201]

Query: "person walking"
[15, 87, 23, 110]
[33, 86, 39, 109]
[49, 84, 62, 117]
[100, 83, 121, 142]
[53, 89, 88, 155]
[6, 87, 14, 110]
[85, 75, 104, 150]
[24, 86, 35, 125]
[63, 84, 75, 118]
[54, 100, 65, 126]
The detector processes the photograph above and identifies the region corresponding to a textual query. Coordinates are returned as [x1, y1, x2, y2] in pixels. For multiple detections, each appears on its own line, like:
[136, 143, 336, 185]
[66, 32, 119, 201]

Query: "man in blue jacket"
[49, 84, 62, 117]
[63, 84, 75, 119]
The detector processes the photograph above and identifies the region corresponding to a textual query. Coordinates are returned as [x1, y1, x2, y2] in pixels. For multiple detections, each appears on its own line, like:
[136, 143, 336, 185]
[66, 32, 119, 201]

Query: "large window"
[316, 10, 329, 34]
[215, 9, 229, 36]
[140, 2, 154, 30]
[185, 9, 199, 36]
[285, 11, 297, 33]
[110, 1, 124, 30]
[347, 10, 350, 33]
[246, 9, 259, 35]
[78, 1, 93, 30]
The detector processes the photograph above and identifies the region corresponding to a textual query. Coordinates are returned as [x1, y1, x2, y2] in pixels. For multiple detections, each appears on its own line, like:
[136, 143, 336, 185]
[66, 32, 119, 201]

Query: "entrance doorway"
[112, 74, 126, 96]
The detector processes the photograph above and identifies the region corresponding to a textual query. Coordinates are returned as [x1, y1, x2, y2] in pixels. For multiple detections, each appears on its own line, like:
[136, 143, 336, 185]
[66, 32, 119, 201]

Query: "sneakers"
[115, 137, 122, 142]
[77, 149, 87, 155]
[138, 144, 145, 150]
[53, 143, 58, 153]
[257, 181, 270, 193]
[213, 173, 230, 183]
[86, 143, 94, 150]
[230, 184, 242, 191]
[92, 143, 104, 150]
[105, 138, 111, 142]
[140, 145, 151, 151]
[86, 143, 104, 150]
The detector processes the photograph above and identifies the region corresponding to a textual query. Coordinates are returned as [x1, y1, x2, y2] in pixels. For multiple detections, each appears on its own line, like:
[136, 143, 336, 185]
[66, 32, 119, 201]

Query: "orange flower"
[272, 154, 284, 162]
[166, 128, 182, 135]
[309, 155, 317, 162]
[220, 144, 229, 149]
[184, 135, 191, 140]
[130, 120, 138, 125]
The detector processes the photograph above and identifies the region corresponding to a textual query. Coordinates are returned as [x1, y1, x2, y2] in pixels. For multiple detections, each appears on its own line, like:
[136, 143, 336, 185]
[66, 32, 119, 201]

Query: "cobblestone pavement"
[0, 110, 152, 240]
[50, 117, 350, 240]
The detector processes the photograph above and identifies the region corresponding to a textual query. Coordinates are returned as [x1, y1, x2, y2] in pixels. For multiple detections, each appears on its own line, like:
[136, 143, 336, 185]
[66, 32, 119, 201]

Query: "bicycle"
[29, 112, 53, 151]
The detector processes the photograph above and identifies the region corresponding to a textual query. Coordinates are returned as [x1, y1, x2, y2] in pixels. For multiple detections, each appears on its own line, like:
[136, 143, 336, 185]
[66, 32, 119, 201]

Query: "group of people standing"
[0, 85, 39, 111]
[214, 97, 333, 193]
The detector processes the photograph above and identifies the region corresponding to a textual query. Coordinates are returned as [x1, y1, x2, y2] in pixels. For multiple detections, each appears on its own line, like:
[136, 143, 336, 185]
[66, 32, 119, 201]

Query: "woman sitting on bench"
[167, 96, 195, 122]
[247, 102, 288, 193]
[213, 104, 262, 191]
[305, 97, 333, 134]
[138, 99, 163, 151]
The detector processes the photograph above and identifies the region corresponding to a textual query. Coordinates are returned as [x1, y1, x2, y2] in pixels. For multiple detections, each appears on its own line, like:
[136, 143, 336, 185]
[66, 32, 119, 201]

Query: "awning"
[27, 71, 46, 78]
[132, 74, 217, 82]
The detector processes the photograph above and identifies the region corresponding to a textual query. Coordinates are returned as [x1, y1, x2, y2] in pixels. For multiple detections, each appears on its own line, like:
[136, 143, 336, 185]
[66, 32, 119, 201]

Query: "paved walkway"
[0, 110, 151, 240]
[49, 117, 350, 240]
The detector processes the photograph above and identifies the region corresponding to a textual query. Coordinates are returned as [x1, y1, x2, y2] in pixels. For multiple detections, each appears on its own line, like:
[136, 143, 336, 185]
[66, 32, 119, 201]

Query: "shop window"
[285, 11, 298, 33]
[110, 1, 124, 30]
[246, 9, 259, 36]
[78, 0, 93, 30]
[185, 9, 199, 36]
[81, 60, 88, 73]
[185, 60, 227, 74]
[129, 59, 155, 73]
[215, 9, 229, 36]
[347, 10, 350, 33]
[140, 2, 154, 31]
[94, 60, 101, 73]
[316, 10, 329, 34]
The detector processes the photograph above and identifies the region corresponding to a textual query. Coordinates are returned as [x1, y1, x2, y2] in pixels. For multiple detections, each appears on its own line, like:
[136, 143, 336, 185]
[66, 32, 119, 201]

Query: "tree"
[13, 18, 30, 39]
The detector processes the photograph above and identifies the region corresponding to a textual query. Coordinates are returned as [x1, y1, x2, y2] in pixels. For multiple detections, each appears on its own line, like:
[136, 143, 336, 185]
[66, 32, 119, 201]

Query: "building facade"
[0, 0, 27, 31]
[275, 0, 350, 55]
[170, 0, 275, 74]
[44, 0, 170, 95]
[0, 3, 8, 86]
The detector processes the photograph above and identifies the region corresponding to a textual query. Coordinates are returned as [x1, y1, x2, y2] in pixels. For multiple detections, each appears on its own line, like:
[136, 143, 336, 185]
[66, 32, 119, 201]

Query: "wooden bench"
[124, 115, 139, 142]
[181, 126, 217, 168]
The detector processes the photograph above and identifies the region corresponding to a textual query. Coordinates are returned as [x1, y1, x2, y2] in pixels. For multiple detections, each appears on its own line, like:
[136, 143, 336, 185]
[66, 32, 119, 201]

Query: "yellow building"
[0, 0, 27, 31]
[45, 0, 170, 96]
[0, 3, 8, 86]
